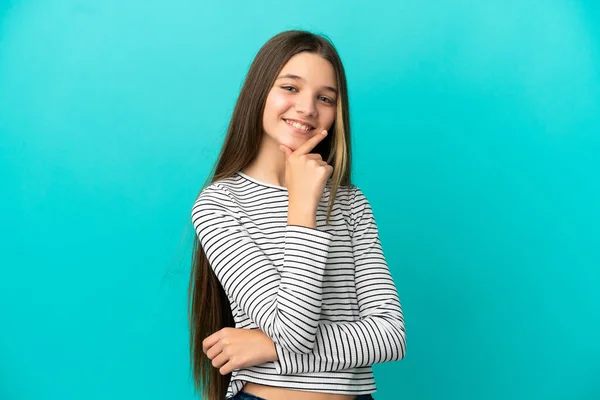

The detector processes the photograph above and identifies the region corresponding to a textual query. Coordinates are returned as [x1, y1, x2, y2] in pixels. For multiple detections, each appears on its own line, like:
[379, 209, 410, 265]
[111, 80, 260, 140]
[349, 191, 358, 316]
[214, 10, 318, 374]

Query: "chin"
[281, 135, 307, 149]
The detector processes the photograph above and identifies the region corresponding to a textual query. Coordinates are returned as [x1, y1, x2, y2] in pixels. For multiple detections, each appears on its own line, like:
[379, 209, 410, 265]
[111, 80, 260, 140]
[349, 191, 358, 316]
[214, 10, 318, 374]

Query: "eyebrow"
[276, 74, 338, 95]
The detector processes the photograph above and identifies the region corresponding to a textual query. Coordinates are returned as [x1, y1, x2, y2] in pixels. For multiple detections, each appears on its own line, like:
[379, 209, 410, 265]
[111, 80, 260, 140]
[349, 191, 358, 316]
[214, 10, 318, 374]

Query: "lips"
[283, 118, 315, 131]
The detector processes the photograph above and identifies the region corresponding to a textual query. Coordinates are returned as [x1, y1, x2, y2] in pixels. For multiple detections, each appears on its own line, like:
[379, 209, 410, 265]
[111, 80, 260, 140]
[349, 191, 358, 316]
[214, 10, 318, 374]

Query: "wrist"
[287, 205, 317, 228]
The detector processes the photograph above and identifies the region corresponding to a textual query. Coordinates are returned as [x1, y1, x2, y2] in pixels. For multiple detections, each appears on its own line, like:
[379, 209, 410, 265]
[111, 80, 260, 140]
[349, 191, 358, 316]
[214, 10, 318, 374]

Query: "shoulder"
[194, 173, 248, 203]
[326, 183, 373, 231]
[319, 181, 375, 219]
[190, 180, 245, 238]
[191, 176, 243, 220]
[342, 184, 377, 231]
[349, 185, 369, 209]
[330, 183, 368, 209]
[194, 182, 230, 206]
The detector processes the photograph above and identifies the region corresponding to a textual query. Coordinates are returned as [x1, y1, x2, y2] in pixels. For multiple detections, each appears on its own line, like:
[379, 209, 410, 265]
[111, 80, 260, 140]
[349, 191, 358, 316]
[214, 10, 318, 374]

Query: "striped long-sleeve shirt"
[191, 171, 406, 398]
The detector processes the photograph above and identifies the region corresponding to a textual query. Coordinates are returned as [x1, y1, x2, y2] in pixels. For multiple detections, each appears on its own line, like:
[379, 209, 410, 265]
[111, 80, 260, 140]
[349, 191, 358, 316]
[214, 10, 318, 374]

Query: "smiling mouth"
[283, 119, 315, 131]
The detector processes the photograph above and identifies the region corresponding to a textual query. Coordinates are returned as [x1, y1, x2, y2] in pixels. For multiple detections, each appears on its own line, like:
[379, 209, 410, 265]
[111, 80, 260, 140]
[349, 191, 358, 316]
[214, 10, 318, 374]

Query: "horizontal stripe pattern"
[191, 171, 406, 398]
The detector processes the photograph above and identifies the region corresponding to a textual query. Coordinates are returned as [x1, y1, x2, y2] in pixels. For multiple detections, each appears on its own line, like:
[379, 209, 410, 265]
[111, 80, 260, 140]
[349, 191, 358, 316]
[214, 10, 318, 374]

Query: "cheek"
[321, 108, 336, 129]
[265, 92, 292, 118]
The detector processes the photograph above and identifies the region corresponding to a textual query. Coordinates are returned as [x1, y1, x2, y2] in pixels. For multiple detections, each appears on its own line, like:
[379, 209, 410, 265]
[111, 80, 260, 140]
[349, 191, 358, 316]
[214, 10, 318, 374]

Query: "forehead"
[279, 52, 337, 87]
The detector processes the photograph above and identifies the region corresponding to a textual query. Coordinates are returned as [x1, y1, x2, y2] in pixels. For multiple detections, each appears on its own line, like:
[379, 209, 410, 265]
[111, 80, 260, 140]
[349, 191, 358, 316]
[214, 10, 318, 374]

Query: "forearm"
[272, 301, 406, 374]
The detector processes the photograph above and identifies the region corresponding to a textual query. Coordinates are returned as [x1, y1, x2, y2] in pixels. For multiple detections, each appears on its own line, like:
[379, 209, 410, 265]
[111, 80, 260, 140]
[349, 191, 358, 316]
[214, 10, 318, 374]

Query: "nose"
[295, 93, 317, 117]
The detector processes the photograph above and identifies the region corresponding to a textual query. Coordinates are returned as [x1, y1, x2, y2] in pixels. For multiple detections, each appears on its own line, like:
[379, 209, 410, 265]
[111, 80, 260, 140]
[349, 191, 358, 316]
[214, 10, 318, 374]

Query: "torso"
[241, 383, 355, 400]
[208, 176, 374, 399]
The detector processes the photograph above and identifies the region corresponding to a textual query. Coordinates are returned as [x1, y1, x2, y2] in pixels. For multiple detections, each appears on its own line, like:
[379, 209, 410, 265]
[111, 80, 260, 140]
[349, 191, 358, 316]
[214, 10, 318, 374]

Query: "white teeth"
[286, 119, 312, 131]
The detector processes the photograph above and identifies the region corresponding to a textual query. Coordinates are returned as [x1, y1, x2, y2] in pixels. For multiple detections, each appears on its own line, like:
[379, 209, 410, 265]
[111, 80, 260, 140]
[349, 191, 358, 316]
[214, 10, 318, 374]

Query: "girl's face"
[262, 52, 338, 151]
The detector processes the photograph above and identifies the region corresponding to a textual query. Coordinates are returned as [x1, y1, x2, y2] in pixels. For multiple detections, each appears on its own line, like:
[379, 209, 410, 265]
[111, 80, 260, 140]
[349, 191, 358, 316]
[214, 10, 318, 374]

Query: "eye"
[319, 96, 334, 104]
[281, 85, 297, 92]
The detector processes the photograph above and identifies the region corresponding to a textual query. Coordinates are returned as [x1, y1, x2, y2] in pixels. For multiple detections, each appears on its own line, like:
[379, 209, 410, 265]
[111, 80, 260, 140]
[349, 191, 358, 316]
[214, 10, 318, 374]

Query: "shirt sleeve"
[191, 184, 334, 354]
[272, 186, 406, 374]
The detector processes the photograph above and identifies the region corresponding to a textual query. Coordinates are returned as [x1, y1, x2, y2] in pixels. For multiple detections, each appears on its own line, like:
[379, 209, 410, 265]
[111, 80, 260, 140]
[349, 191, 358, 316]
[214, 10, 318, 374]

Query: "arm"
[192, 184, 333, 354]
[272, 186, 406, 374]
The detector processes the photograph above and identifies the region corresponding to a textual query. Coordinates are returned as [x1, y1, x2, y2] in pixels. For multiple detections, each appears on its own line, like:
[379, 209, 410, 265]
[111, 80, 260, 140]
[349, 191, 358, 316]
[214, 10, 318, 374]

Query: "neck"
[242, 135, 287, 187]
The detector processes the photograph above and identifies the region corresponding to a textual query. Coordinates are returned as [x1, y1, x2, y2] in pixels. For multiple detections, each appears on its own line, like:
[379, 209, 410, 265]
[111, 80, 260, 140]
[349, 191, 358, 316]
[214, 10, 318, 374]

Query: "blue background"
[1, 0, 599, 399]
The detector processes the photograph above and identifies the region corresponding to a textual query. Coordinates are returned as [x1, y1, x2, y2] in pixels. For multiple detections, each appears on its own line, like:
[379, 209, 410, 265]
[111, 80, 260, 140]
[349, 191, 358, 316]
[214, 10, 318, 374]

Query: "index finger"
[293, 130, 328, 156]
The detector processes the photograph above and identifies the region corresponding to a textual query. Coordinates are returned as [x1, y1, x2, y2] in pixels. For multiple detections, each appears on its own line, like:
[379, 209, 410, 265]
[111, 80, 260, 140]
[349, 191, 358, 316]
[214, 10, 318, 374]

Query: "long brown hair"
[188, 30, 353, 400]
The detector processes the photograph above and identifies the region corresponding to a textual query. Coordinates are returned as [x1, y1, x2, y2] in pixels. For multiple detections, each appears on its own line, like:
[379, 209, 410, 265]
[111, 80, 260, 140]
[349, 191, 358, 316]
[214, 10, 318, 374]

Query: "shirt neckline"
[236, 171, 288, 191]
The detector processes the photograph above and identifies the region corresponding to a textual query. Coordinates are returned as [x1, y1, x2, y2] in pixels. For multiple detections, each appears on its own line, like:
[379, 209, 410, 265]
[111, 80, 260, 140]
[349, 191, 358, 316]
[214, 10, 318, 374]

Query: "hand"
[202, 327, 278, 375]
[279, 130, 333, 214]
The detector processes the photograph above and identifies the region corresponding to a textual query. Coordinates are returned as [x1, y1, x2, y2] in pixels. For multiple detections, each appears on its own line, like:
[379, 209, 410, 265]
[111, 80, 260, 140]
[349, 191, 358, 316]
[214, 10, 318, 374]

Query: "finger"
[293, 129, 328, 156]
[211, 351, 229, 369]
[326, 165, 334, 177]
[202, 332, 220, 354]
[307, 159, 330, 168]
[205, 340, 223, 360]
[305, 154, 322, 161]
[219, 360, 235, 376]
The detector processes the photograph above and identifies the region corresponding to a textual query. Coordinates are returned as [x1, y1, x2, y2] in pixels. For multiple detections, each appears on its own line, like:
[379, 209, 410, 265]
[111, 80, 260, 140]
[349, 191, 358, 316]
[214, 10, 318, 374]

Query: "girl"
[189, 30, 406, 400]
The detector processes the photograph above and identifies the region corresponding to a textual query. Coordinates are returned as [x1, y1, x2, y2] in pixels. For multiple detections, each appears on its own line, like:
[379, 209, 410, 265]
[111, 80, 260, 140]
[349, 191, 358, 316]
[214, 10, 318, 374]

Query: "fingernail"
[322, 130, 328, 135]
